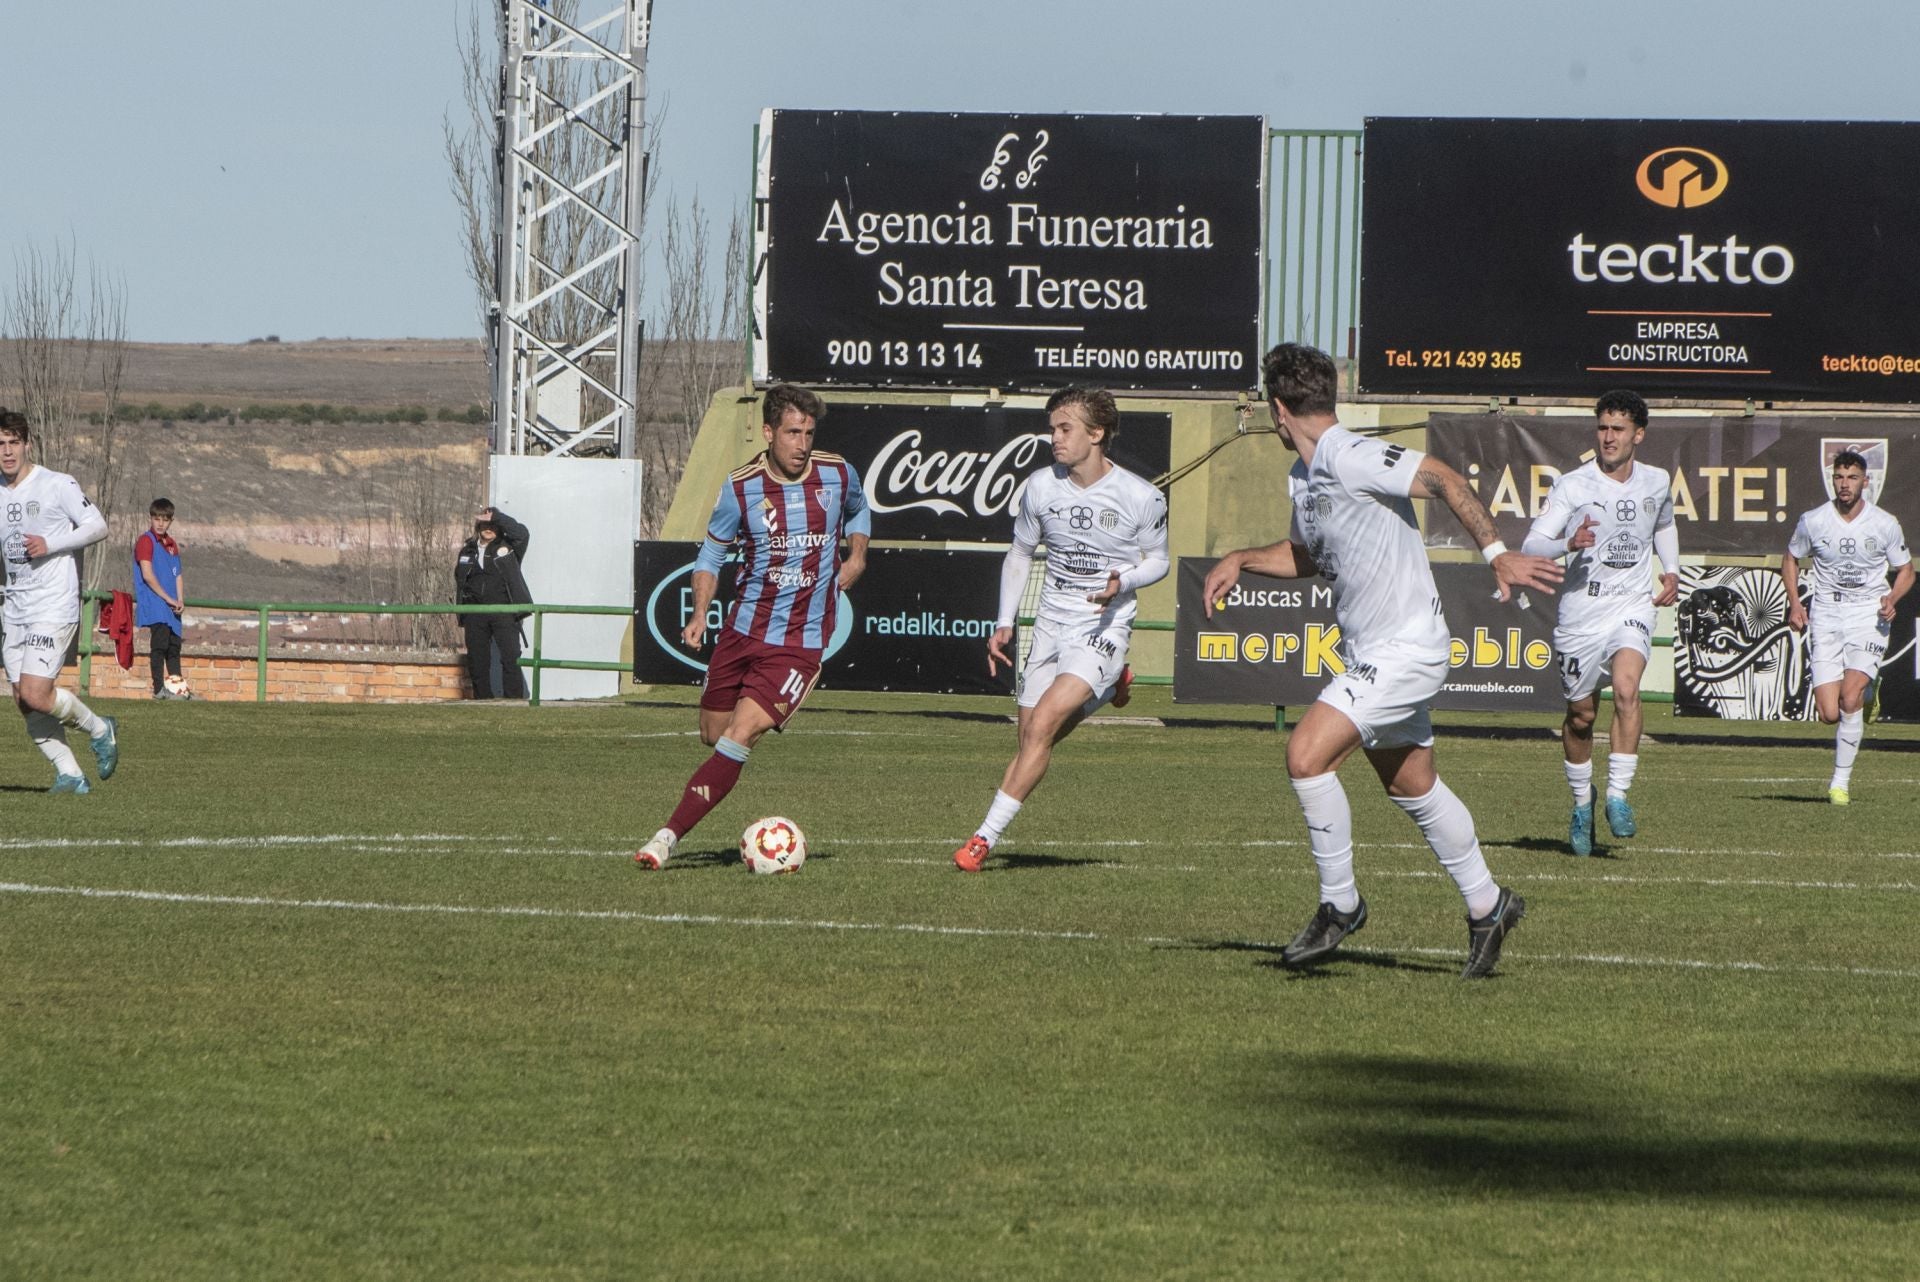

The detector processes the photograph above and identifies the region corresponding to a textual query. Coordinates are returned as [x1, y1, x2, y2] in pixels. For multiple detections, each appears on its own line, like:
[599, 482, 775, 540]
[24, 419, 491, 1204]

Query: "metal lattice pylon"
[492, 0, 652, 458]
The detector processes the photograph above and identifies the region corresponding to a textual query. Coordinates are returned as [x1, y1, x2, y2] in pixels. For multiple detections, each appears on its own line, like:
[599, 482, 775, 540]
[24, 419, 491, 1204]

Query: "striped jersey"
[696, 451, 872, 649]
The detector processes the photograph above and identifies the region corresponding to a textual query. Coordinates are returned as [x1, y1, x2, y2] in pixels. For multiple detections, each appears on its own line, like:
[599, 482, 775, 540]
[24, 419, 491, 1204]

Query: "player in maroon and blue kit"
[635, 384, 870, 869]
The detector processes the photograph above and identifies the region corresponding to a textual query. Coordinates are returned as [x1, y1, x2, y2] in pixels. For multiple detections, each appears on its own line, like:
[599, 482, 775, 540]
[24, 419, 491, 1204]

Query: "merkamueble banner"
[754, 110, 1264, 392]
[818, 403, 1170, 543]
[1173, 558, 1560, 712]
[633, 542, 1012, 696]
[1425, 413, 1920, 556]
[1358, 118, 1920, 403]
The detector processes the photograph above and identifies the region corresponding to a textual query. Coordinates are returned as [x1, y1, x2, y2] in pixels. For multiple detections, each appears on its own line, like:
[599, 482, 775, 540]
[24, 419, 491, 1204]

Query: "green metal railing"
[1266, 128, 1364, 361]
[77, 592, 629, 708]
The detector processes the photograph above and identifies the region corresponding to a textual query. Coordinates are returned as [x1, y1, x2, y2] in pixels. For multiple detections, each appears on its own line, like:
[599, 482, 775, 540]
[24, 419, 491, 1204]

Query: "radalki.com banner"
[753, 110, 1264, 392]
[1173, 558, 1561, 711]
[633, 543, 1012, 697]
[1425, 413, 1920, 557]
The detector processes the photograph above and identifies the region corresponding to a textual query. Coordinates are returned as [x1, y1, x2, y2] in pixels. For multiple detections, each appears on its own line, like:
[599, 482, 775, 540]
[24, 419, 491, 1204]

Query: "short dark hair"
[0, 408, 29, 442]
[1595, 389, 1649, 427]
[1831, 450, 1869, 474]
[1044, 386, 1120, 447]
[149, 498, 176, 518]
[762, 383, 825, 427]
[1262, 343, 1339, 417]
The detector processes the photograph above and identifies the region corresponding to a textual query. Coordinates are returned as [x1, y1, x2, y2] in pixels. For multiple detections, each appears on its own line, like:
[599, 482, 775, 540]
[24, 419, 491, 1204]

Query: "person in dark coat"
[454, 507, 532, 699]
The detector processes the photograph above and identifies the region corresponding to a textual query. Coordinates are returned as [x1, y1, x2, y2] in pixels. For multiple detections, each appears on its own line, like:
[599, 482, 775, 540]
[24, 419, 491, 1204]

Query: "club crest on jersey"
[24, 502, 38, 518]
[1820, 437, 1888, 499]
[1098, 508, 1120, 531]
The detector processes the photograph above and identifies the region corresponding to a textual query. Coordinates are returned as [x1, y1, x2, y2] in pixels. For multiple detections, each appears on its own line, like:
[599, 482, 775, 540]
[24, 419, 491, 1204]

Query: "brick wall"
[76, 651, 473, 704]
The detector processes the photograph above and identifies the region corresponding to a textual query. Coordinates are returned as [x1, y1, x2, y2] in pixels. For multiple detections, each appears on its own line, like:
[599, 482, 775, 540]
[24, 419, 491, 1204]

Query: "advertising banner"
[1425, 413, 1920, 557]
[634, 542, 1011, 696]
[754, 110, 1264, 392]
[1358, 118, 1920, 403]
[820, 403, 1170, 543]
[1173, 558, 1560, 711]
[1674, 565, 1920, 721]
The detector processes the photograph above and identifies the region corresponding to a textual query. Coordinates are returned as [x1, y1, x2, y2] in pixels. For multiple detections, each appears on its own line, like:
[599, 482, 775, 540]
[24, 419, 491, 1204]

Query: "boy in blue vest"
[134, 498, 191, 699]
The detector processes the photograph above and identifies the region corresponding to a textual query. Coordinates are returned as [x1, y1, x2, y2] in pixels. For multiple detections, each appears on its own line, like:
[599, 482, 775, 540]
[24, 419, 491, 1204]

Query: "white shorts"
[1017, 614, 1131, 709]
[1316, 638, 1446, 750]
[1554, 607, 1655, 702]
[3, 621, 77, 683]
[1808, 601, 1891, 687]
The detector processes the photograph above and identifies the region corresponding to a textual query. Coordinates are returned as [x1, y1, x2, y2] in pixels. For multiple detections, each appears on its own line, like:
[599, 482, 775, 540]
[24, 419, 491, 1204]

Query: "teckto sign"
[753, 110, 1264, 392]
[1358, 118, 1920, 403]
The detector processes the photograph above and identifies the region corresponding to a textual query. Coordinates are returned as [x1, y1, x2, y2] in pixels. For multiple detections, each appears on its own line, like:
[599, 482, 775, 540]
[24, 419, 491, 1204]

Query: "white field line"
[4, 878, 1918, 982]
[7, 831, 1920, 879]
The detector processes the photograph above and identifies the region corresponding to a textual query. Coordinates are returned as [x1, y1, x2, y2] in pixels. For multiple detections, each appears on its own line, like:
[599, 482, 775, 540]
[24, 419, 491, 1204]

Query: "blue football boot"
[1605, 794, 1637, 838]
[91, 716, 119, 781]
[1569, 803, 1593, 856]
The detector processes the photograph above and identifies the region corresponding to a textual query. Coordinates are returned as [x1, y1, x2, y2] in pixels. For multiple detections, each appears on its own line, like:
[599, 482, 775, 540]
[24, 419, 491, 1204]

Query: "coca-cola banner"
[822, 402, 1171, 542]
[753, 110, 1264, 392]
[1425, 412, 1920, 557]
[634, 542, 1012, 696]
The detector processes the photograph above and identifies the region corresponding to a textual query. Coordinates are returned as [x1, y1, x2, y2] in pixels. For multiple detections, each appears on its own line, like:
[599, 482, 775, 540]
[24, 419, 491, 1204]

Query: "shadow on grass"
[666, 847, 840, 871]
[1746, 793, 1837, 805]
[1173, 939, 1454, 977]
[991, 851, 1111, 871]
[1257, 1053, 1920, 1204]
[1497, 835, 1625, 860]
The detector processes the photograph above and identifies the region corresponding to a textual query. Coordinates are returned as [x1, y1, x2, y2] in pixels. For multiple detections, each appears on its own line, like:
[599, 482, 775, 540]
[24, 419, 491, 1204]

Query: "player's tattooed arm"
[1413, 461, 1499, 550]
[1414, 458, 1564, 601]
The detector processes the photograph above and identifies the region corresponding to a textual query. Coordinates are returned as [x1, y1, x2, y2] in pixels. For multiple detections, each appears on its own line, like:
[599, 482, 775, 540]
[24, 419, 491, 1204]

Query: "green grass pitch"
[3, 688, 1917, 1280]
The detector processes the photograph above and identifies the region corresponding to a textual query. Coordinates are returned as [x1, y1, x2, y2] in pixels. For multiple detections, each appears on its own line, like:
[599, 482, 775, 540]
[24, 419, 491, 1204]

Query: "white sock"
[1564, 759, 1593, 808]
[27, 712, 82, 778]
[52, 688, 104, 737]
[1392, 777, 1500, 918]
[1833, 710, 1863, 788]
[1290, 772, 1359, 913]
[1607, 752, 1638, 800]
[976, 789, 1023, 847]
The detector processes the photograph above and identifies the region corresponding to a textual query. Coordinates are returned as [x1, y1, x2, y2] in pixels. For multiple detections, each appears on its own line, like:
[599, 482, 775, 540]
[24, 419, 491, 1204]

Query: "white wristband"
[1481, 541, 1508, 564]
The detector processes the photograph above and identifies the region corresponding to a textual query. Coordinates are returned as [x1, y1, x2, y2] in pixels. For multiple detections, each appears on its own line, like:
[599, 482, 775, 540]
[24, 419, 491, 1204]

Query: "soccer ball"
[740, 816, 807, 875]
[163, 673, 194, 698]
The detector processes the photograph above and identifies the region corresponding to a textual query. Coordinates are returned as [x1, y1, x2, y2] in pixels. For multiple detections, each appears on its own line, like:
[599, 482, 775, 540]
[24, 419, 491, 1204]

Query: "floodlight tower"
[491, 0, 653, 458]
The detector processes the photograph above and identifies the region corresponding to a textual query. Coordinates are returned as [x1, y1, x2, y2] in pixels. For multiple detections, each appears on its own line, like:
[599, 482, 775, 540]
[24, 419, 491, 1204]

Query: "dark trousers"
[463, 614, 526, 699]
[149, 624, 182, 692]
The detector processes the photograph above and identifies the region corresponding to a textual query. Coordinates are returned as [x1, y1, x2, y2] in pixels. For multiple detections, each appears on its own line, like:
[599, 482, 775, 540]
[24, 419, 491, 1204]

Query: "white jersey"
[1009, 462, 1169, 628]
[1788, 500, 1911, 607]
[1290, 426, 1447, 653]
[1527, 459, 1674, 632]
[1, 464, 107, 628]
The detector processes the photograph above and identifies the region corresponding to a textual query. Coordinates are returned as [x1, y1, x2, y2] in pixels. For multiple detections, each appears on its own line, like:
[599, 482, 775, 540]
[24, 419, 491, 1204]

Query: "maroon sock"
[665, 750, 746, 838]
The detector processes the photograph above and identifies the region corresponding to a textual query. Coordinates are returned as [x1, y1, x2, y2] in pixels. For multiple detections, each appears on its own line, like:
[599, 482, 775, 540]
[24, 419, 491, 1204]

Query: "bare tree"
[388, 455, 464, 650]
[4, 237, 132, 590]
[640, 191, 749, 534]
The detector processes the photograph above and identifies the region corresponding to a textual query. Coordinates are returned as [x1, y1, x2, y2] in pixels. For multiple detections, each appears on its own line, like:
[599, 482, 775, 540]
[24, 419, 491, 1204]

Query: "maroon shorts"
[700, 628, 823, 730]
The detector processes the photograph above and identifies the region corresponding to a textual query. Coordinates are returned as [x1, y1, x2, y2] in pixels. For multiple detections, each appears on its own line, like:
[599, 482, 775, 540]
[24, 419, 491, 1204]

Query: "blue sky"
[6, 0, 1916, 343]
